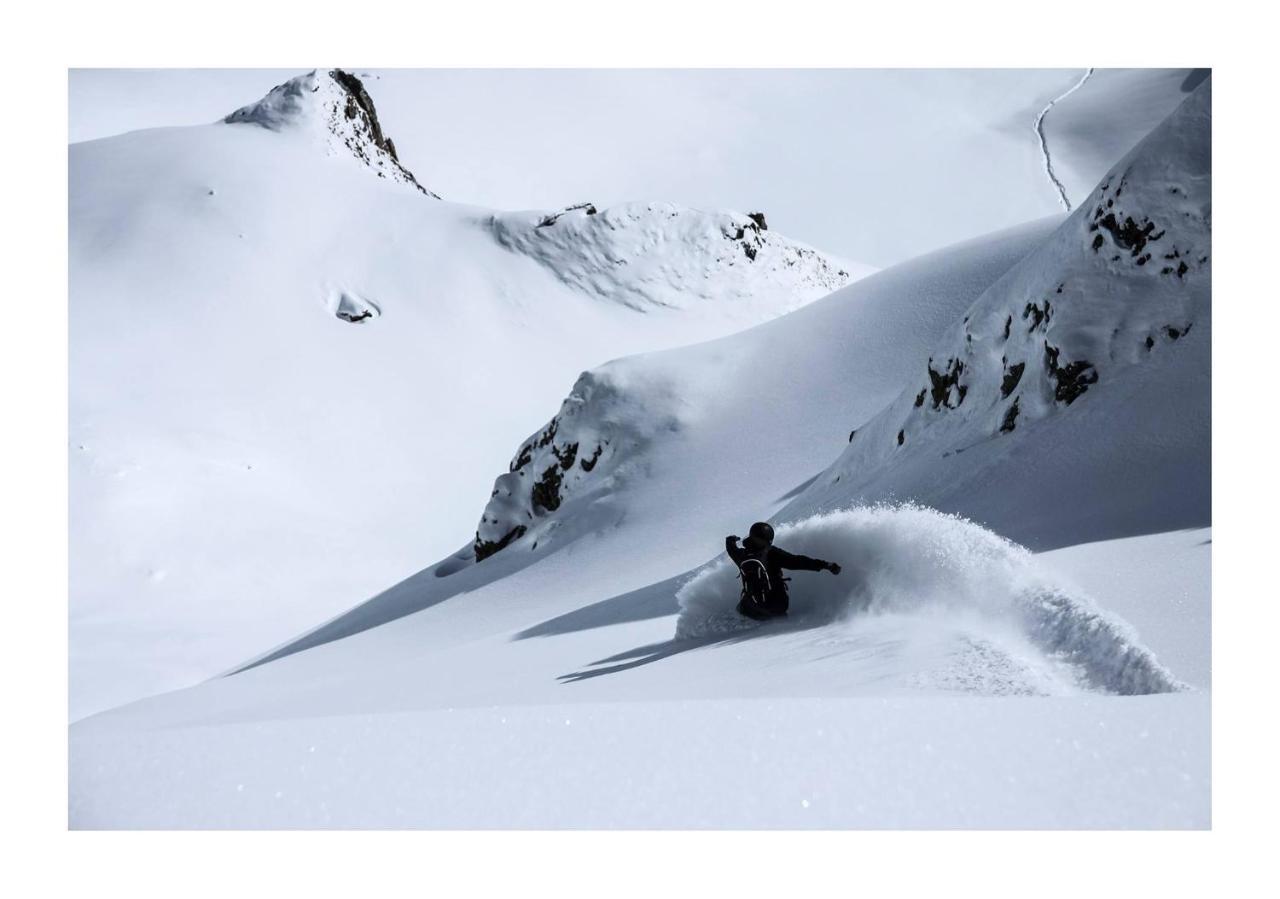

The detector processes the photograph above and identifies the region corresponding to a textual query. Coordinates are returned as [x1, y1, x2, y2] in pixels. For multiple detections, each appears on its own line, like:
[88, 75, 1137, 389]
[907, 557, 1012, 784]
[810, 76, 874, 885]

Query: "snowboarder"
[726, 522, 841, 621]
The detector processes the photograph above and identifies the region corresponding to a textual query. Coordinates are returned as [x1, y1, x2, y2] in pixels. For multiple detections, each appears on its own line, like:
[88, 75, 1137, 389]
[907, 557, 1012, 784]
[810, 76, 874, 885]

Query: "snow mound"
[489, 201, 862, 313]
[330, 290, 380, 323]
[674, 505, 1183, 696]
[224, 68, 437, 197]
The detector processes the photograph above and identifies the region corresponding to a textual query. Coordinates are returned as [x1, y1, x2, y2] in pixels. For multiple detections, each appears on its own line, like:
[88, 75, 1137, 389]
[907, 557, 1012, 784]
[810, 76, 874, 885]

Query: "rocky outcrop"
[797, 77, 1211, 500]
[470, 367, 662, 563]
[224, 69, 438, 198]
[488, 201, 857, 314]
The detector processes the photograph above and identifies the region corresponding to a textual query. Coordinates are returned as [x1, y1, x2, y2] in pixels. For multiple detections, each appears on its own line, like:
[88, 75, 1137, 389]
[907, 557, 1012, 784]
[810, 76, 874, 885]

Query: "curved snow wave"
[675, 505, 1183, 695]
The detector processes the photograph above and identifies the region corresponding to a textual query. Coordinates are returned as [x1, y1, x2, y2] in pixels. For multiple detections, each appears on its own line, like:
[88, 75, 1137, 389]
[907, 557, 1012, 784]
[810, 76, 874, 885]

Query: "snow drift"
[675, 505, 1183, 696]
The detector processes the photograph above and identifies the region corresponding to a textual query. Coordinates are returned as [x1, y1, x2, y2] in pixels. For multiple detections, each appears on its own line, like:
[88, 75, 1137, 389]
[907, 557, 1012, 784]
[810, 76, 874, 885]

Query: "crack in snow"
[1033, 68, 1094, 211]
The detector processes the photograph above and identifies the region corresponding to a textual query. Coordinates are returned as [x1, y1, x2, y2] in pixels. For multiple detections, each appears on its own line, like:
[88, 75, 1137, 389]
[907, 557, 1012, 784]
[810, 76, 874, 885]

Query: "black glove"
[727, 535, 740, 544]
[827, 562, 842, 575]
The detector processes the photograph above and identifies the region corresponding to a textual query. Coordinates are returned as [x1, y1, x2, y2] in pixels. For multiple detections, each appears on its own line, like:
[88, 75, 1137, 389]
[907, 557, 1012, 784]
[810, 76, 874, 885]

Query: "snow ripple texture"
[674, 505, 1183, 695]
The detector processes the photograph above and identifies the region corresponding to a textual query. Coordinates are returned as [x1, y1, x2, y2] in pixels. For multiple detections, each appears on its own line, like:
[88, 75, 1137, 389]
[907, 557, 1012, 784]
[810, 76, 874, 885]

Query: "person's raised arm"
[772, 547, 841, 575]
[725, 535, 746, 564]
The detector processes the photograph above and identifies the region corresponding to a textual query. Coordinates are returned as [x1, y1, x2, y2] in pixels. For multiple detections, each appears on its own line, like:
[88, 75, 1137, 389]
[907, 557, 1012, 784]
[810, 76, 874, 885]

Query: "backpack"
[737, 549, 776, 611]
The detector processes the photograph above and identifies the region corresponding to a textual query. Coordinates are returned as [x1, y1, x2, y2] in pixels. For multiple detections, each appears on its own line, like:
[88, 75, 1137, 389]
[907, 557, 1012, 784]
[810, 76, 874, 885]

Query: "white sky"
[68, 68, 1187, 267]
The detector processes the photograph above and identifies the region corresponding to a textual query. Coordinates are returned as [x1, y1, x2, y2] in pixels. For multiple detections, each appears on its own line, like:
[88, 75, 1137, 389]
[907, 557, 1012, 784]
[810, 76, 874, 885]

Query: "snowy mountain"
[1036, 67, 1211, 209]
[224, 68, 438, 196]
[69, 68, 868, 718]
[70, 74, 1211, 829]
[782, 77, 1211, 548]
[469, 79, 1209, 569]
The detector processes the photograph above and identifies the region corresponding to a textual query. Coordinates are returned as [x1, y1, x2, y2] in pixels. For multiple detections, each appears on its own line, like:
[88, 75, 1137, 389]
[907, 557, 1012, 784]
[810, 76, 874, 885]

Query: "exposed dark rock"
[1003, 315, 1012, 340]
[510, 443, 533, 472]
[1094, 211, 1164, 258]
[914, 389, 926, 408]
[474, 524, 527, 562]
[536, 417, 559, 448]
[336, 309, 373, 323]
[537, 203, 598, 228]
[580, 444, 604, 472]
[531, 464, 564, 513]
[330, 69, 395, 157]
[742, 241, 759, 262]
[748, 211, 768, 230]
[1000, 398, 1020, 433]
[1023, 300, 1052, 333]
[1044, 342, 1098, 405]
[552, 441, 578, 470]
[1145, 335, 1155, 350]
[926, 357, 967, 409]
[848, 429, 858, 442]
[897, 429, 905, 446]
[328, 69, 434, 197]
[1001, 362, 1025, 399]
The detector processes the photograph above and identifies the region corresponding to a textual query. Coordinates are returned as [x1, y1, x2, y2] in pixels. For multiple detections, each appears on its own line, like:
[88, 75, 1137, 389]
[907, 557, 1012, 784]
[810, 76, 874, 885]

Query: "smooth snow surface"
[70, 523, 1208, 829]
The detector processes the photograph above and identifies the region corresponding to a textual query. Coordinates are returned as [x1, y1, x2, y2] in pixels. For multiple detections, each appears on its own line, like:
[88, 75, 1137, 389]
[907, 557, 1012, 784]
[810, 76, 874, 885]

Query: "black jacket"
[726, 536, 829, 614]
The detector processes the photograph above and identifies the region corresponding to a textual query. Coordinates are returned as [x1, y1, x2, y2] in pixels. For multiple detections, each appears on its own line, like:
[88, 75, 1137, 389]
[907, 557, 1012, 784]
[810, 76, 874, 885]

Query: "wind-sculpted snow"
[489, 201, 861, 313]
[675, 505, 1183, 696]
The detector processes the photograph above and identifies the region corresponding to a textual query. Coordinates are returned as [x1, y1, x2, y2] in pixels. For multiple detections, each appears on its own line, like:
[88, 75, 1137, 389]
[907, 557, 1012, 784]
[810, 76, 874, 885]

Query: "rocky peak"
[224, 69, 438, 197]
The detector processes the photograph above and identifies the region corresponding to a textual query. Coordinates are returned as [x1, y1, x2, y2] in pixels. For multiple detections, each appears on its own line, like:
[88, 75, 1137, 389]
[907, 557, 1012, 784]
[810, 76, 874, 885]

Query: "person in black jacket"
[726, 521, 841, 620]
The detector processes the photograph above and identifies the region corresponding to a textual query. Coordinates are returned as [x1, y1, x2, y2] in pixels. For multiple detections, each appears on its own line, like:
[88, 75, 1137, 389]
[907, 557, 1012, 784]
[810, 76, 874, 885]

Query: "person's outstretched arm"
[725, 535, 747, 564]
[772, 547, 841, 575]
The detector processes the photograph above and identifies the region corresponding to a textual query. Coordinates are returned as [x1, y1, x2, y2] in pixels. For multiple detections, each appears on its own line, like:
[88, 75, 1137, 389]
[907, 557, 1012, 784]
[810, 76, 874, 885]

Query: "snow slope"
[69, 69, 866, 718]
[69, 518, 1209, 828]
[1040, 68, 1211, 208]
[781, 78, 1210, 549]
[69, 77, 1210, 829]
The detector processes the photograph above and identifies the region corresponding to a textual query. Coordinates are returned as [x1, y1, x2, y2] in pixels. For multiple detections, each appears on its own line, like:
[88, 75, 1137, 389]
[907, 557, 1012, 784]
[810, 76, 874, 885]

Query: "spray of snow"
[1033, 68, 1094, 211]
[675, 505, 1182, 696]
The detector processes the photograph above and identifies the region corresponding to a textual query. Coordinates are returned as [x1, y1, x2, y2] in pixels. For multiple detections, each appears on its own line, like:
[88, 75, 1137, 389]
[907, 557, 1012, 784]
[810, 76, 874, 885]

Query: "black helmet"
[747, 521, 775, 545]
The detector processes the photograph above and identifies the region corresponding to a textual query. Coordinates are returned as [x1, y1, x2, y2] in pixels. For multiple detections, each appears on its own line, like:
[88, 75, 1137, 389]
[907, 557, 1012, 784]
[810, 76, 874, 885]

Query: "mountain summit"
[224, 68, 438, 197]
